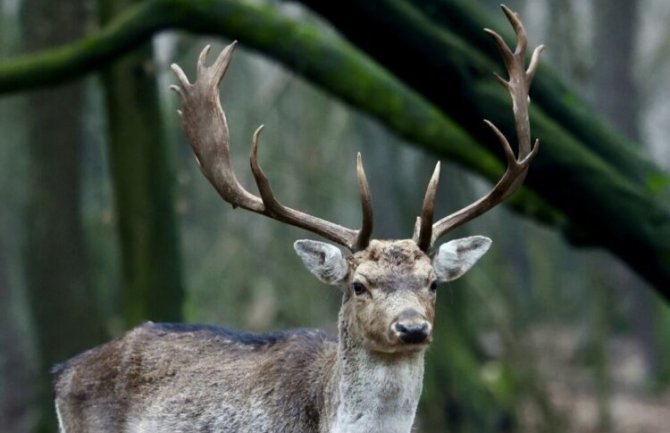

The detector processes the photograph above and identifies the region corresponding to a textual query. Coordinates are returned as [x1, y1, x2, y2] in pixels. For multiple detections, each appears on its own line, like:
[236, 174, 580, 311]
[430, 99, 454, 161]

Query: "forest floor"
[524, 325, 670, 433]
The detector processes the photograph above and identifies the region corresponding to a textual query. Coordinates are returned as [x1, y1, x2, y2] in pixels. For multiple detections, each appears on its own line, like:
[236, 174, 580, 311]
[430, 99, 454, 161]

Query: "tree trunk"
[592, 0, 662, 385]
[0, 253, 33, 433]
[98, 0, 184, 326]
[0, 7, 32, 433]
[20, 1, 108, 431]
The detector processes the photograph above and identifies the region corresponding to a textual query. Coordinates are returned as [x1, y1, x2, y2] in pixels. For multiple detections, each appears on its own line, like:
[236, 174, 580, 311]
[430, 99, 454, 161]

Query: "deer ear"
[433, 236, 492, 282]
[294, 240, 349, 285]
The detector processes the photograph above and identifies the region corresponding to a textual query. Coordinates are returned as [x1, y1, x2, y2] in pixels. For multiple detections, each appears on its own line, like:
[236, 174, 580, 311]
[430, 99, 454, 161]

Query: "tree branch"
[292, 0, 670, 296]
[0, 0, 561, 226]
[0, 0, 668, 295]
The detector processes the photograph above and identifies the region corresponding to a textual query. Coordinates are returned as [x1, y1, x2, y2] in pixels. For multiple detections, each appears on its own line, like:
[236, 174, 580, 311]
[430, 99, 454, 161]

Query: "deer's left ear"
[433, 236, 492, 282]
[294, 240, 349, 285]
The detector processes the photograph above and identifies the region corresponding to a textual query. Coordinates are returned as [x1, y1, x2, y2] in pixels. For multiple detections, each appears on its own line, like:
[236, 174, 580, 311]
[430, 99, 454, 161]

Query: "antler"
[414, 5, 544, 251]
[170, 42, 373, 251]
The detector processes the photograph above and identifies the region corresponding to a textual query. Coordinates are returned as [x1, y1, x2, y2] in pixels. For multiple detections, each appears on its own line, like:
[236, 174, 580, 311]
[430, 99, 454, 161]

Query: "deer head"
[170, 5, 542, 355]
[294, 237, 491, 353]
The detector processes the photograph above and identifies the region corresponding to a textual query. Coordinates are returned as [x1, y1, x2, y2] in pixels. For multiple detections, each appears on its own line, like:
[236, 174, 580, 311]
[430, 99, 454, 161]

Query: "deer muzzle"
[391, 309, 432, 345]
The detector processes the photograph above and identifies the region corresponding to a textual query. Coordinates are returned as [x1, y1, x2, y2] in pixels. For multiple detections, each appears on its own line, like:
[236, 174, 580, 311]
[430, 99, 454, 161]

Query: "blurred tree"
[590, 0, 641, 428]
[20, 0, 108, 431]
[593, 0, 639, 140]
[97, 0, 184, 326]
[0, 252, 32, 433]
[0, 5, 32, 433]
[592, 0, 661, 378]
[0, 0, 667, 296]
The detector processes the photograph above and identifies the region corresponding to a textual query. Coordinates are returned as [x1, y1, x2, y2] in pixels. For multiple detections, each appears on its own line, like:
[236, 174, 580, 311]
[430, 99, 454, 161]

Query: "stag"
[53, 6, 542, 433]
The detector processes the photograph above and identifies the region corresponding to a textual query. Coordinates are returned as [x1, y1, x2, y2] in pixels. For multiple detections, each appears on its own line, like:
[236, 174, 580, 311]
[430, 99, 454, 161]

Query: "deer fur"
[53, 238, 490, 433]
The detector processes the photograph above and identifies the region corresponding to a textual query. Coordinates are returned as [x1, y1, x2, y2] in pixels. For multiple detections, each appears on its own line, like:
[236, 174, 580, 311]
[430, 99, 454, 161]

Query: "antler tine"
[354, 153, 374, 251]
[413, 162, 441, 252]
[249, 128, 373, 250]
[501, 4, 527, 55]
[249, 125, 281, 212]
[424, 5, 542, 249]
[171, 42, 261, 213]
[173, 41, 374, 251]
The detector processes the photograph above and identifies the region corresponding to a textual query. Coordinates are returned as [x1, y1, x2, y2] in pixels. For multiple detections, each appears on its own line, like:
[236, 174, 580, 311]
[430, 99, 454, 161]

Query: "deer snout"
[391, 309, 432, 345]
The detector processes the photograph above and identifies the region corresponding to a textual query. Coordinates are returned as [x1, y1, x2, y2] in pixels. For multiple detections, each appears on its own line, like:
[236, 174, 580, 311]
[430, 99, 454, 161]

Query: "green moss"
[647, 172, 670, 196]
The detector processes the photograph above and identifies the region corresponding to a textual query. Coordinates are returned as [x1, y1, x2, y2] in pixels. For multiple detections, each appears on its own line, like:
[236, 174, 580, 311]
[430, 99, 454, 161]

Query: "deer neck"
[324, 317, 425, 433]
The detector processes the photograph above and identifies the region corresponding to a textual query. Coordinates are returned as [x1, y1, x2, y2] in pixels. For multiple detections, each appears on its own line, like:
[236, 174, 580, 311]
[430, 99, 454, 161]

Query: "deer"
[52, 6, 542, 433]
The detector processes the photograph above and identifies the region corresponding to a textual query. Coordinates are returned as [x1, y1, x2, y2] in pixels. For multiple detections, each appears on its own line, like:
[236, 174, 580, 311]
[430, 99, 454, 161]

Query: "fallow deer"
[53, 6, 542, 433]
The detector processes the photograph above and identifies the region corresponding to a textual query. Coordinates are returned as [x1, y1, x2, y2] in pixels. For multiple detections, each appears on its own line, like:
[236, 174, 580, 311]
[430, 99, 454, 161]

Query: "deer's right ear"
[294, 240, 349, 285]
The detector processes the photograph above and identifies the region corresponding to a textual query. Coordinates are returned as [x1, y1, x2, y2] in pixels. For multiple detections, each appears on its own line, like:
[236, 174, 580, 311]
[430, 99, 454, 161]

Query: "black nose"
[393, 321, 429, 344]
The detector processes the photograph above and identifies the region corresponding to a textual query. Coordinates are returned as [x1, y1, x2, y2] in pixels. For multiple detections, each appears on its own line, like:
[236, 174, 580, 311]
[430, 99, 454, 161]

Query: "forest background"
[1, 0, 670, 432]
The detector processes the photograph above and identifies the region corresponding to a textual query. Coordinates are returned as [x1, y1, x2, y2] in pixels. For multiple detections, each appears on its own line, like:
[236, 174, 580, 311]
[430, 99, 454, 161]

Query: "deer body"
[54, 6, 542, 433]
[54, 324, 336, 433]
[54, 324, 423, 433]
[55, 239, 473, 433]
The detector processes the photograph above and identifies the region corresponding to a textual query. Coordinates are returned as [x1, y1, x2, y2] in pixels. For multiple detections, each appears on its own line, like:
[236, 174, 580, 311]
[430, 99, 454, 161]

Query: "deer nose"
[392, 310, 431, 344]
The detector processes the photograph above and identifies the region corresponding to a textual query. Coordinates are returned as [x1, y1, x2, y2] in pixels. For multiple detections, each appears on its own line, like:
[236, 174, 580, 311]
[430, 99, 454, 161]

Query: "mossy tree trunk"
[20, 1, 108, 432]
[97, 0, 184, 326]
[0, 253, 33, 433]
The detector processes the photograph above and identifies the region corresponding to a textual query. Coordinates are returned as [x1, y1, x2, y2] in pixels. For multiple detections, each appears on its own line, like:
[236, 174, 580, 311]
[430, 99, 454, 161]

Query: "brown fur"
[344, 240, 436, 353]
[54, 324, 337, 433]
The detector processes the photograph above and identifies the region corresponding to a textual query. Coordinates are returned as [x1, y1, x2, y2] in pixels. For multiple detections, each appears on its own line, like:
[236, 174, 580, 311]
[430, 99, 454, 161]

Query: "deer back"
[54, 323, 337, 433]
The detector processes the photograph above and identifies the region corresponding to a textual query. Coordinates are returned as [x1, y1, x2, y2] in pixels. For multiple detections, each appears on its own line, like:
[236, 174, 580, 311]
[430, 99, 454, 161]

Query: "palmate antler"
[414, 5, 544, 251]
[171, 5, 541, 254]
[170, 43, 373, 252]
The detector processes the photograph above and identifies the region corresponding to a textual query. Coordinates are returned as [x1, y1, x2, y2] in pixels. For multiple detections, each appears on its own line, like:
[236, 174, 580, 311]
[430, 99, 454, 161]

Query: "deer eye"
[429, 281, 438, 292]
[351, 282, 367, 296]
